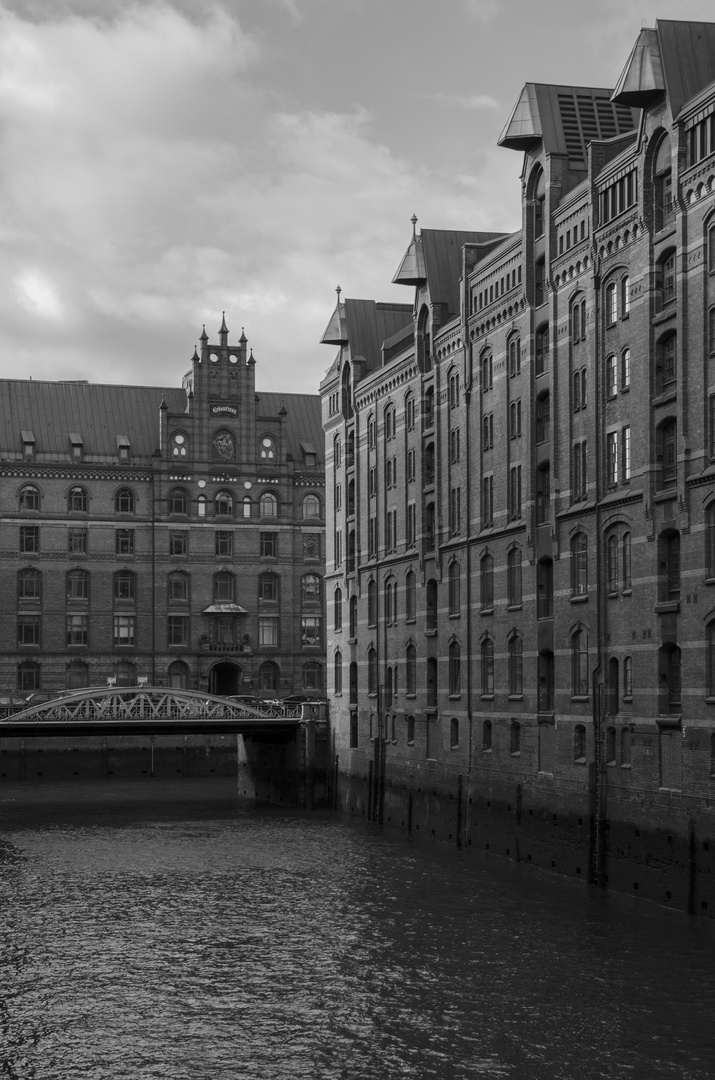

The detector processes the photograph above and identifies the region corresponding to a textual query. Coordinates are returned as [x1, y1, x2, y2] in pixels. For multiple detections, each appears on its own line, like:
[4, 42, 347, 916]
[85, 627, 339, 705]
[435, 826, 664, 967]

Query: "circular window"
[229, 354, 238, 364]
[210, 353, 219, 363]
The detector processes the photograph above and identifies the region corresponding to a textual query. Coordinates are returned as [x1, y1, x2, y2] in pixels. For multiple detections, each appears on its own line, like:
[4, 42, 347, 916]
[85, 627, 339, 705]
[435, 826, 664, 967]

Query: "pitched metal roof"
[0, 379, 323, 466]
[613, 20, 715, 118]
[393, 229, 506, 315]
[498, 83, 637, 162]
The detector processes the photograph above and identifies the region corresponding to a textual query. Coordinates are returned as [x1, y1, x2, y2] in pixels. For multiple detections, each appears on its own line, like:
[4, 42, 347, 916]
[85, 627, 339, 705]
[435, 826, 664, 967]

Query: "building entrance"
[209, 662, 242, 697]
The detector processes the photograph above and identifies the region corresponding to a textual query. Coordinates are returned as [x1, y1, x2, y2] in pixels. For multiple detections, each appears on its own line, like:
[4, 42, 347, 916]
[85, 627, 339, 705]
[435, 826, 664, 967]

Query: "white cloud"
[13, 270, 64, 319]
[414, 91, 500, 111]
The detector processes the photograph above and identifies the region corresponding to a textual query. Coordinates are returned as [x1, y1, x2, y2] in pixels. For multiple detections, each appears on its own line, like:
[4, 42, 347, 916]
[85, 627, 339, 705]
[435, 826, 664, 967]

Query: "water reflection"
[1, 779, 714, 1080]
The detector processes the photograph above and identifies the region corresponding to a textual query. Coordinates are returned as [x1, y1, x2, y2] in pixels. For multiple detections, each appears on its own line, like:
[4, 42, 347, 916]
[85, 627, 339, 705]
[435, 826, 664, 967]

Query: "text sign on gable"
[211, 404, 239, 416]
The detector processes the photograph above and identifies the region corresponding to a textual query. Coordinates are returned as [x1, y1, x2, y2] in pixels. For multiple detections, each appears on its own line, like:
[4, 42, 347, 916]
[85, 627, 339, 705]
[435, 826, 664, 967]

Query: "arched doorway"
[209, 662, 242, 696]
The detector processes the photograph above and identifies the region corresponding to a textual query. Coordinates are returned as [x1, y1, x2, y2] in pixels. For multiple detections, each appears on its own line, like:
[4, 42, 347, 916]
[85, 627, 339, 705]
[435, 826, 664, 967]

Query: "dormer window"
[21, 430, 35, 458]
[69, 433, 83, 459]
[300, 441, 317, 467]
[116, 435, 130, 462]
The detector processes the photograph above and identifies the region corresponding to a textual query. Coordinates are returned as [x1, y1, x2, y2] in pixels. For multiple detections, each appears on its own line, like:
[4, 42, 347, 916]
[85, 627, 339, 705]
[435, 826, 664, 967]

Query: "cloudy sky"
[0, 0, 713, 394]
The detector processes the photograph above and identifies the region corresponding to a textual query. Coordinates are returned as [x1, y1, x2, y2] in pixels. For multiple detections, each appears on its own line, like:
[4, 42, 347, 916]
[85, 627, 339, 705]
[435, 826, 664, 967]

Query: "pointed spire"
[160, 396, 168, 412]
[219, 311, 229, 346]
[320, 286, 348, 345]
[239, 326, 247, 344]
[411, 213, 418, 238]
[248, 348, 255, 365]
[192, 346, 199, 362]
[199, 324, 208, 343]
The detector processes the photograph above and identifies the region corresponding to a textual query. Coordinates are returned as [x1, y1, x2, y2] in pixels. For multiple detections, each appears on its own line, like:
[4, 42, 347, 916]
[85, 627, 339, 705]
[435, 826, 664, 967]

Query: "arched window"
[406, 571, 416, 621]
[197, 494, 206, 518]
[333, 435, 342, 468]
[621, 275, 630, 316]
[656, 333, 676, 393]
[214, 571, 235, 602]
[448, 641, 461, 696]
[417, 305, 431, 373]
[656, 249, 676, 311]
[480, 553, 494, 610]
[302, 494, 320, 519]
[426, 579, 438, 630]
[242, 496, 251, 518]
[384, 405, 396, 441]
[259, 660, 279, 692]
[302, 661, 322, 692]
[532, 166, 545, 238]
[622, 532, 632, 590]
[114, 488, 135, 514]
[607, 534, 619, 593]
[18, 568, 41, 601]
[170, 432, 188, 458]
[367, 580, 377, 626]
[481, 352, 493, 391]
[167, 571, 189, 603]
[426, 657, 438, 707]
[18, 660, 41, 692]
[507, 547, 522, 607]
[214, 491, 234, 517]
[406, 644, 416, 696]
[66, 660, 89, 691]
[508, 633, 523, 696]
[169, 488, 188, 515]
[606, 353, 618, 398]
[448, 562, 460, 615]
[605, 281, 617, 325]
[535, 325, 549, 375]
[570, 532, 588, 596]
[571, 628, 589, 696]
[536, 391, 551, 441]
[623, 655, 633, 699]
[621, 347, 631, 389]
[19, 485, 40, 511]
[260, 492, 278, 518]
[654, 133, 673, 230]
[168, 660, 189, 689]
[367, 647, 378, 695]
[509, 335, 521, 376]
[334, 587, 342, 631]
[334, 651, 343, 695]
[405, 395, 415, 430]
[67, 486, 88, 513]
[349, 661, 358, 704]
[574, 724, 586, 762]
[66, 569, 89, 601]
[481, 638, 494, 695]
[657, 419, 677, 485]
[259, 435, 276, 460]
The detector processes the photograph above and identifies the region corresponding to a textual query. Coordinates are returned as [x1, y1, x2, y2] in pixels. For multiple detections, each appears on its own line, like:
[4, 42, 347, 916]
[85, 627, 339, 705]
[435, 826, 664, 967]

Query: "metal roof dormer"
[392, 214, 427, 286]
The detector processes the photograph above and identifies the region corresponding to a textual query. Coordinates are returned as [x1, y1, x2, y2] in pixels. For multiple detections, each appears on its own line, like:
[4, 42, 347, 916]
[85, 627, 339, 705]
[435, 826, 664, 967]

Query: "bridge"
[0, 687, 311, 738]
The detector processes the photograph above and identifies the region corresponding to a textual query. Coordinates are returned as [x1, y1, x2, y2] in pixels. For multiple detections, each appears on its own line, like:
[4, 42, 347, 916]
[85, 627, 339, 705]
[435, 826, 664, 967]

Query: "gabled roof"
[319, 297, 413, 371]
[613, 20, 715, 118]
[498, 83, 637, 162]
[393, 228, 506, 315]
[0, 380, 324, 466]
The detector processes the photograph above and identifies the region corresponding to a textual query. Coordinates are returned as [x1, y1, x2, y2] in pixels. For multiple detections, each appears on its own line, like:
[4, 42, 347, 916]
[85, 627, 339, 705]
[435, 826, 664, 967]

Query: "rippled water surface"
[1, 779, 714, 1079]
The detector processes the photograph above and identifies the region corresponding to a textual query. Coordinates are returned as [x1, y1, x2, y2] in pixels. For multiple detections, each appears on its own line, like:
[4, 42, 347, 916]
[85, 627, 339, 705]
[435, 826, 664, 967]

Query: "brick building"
[321, 20, 715, 913]
[0, 318, 325, 699]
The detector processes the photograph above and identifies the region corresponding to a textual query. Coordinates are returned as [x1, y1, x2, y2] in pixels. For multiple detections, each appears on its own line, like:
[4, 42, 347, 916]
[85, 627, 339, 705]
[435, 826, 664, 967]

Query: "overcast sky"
[1, 0, 713, 394]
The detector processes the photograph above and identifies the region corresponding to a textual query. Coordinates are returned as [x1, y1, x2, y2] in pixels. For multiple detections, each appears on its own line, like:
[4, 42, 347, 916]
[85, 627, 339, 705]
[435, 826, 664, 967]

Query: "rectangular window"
[407, 503, 416, 547]
[301, 616, 321, 648]
[304, 533, 319, 560]
[18, 614, 40, 646]
[20, 526, 39, 554]
[258, 616, 279, 646]
[168, 615, 189, 646]
[169, 532, 188, 556]
[114, 615, 135, 647]
[482, 475, 493, 528]
[386, 509, 397, 552]
[572, 442, 587, 502]
[115, 529, 134, 556]
[68, 528, 88, 555]
[536, 467, 550, 524]
[215, 531, 233, 558]
[450, 488, 461, 535]
[334, 529, 342, 567]
[407, 448, 416, 481]
[622, 426, 631, 481]
[536, 326, 549, 376]
[368, 516, 377, 558]
[509, 465, 522, 520]
[66, 614, 88, 646]
[607, 431, 618, 487]
[260, 532, 277, 558]
[510, 399, 522, 439]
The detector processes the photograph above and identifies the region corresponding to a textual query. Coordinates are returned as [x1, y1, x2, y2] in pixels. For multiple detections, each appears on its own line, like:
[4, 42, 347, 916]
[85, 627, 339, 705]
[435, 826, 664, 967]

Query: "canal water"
[1, 779, 714, 1080]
